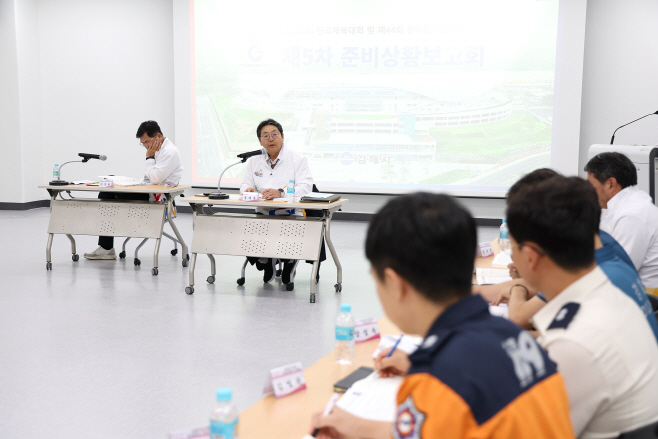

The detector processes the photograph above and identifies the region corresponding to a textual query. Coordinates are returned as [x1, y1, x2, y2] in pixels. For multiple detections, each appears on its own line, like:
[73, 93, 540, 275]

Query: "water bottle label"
[210, 419, 237, 439]
[335, 326, 354, 341]
[500, 230, 509, 240]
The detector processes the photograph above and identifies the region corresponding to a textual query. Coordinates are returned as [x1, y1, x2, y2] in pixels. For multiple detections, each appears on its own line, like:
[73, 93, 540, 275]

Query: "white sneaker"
[84, 246, 117, 260]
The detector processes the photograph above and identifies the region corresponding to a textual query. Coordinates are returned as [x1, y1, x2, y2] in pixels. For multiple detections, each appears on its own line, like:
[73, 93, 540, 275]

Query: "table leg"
[186, 253, 197, 294]
[324, 213, 343, 290]
[207, 254, 216, 284]
[65, 234, 79, 261]
[152, 238, 161, 275]
[166, 197, 189, 264]
[310, 260, 319, 303]
[46, 233, 54, 270]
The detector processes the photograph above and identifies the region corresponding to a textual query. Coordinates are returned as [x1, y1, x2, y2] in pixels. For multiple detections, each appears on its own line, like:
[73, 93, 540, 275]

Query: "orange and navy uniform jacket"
[393, 295, 574, 439]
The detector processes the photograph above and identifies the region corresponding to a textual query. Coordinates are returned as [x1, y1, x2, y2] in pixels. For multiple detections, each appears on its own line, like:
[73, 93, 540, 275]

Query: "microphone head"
[99, 155, 107, 161]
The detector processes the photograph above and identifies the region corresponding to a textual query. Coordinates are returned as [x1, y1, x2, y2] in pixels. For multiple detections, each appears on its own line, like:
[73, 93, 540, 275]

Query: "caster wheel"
[72, 254, 79, 262]
[182, 259, 189, 267]
[334, 283, 342, 293]
[134, 258, 141, 266]
[237, 277, 245, 286]
[276, 269, 282, 277]
[310, 294, 316, 303]
[286, 283, 295, 291]
[171, 249, 178, 256]
[185, 286, 194, 295]
[46, 262, 52, 270]
[119, 251, 126, 259]
[207, 275, 215, 284]
[152, 268, 159, 276]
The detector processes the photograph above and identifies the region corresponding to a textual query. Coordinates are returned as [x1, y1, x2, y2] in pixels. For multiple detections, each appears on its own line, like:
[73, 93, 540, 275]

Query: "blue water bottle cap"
[502, 218, 507, 223]
[216, 387, 232, 402]
[340, 303, 351, 313]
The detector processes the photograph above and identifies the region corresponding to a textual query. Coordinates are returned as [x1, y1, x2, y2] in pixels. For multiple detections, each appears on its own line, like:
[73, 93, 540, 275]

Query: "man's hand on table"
[244, 187, 256, 192]
[374, 347, 411, 378]
[508, 263, 520, 279]
[260, 188, 280, 200]
[146, 136, 163, 158]
[311, 407, 392, 439]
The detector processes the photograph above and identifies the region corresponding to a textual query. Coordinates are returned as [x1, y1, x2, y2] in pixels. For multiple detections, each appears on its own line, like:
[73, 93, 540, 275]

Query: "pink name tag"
[99, 179, 114, 188]
[263, 362, 307, 398]
[476, 242, 493, 258]
[354, 317, 381, 343]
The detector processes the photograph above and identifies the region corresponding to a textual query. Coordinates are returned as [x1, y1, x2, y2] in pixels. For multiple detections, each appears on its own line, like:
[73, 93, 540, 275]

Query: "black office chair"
[237, 184, 327, 291]
[618, 420, 658, 439]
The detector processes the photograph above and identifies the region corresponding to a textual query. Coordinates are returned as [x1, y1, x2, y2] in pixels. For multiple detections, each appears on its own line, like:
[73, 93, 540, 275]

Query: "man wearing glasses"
[84, 120, 183, 260]
[240, 119, 314, 286]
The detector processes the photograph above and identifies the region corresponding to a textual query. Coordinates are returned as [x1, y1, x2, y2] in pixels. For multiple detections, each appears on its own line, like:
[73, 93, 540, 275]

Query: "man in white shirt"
[84, 120, 183, 260]
[240, 119, 314, 285]
[507, 175, 658, 438]
[585, 152, 658, 289]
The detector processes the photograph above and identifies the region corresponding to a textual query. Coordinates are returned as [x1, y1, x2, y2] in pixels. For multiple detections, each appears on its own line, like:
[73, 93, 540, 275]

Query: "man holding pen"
[311, 193, 574, 438]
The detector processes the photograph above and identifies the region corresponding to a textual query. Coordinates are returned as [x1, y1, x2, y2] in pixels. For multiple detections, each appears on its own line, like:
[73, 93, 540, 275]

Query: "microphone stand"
[208, 157, 248, 199]
[49, 159, 85, 185]
[610, 111, 658, 144]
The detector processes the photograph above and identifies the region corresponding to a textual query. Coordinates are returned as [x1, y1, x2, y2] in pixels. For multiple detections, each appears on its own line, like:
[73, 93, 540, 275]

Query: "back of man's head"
[136, 121, 163, 138]
[507, 176, 600, 271]
[507, 168, 560, 205]
[365, 192, 476, 303]
[584, 152, 637, 188]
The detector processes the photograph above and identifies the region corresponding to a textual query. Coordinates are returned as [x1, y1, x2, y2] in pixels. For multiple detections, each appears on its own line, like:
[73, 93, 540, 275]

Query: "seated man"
[585, 152, 658, 290]
[507, 175, 658, 438]
[476, 169, 658, 342]
[311, 193, 575, 439]
[84, 120, 183, 260]
[239, 119, 313, 285]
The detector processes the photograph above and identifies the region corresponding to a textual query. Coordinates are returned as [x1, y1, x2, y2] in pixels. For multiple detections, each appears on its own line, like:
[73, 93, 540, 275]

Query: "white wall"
[0, 0, 176, 203]
[579, 0, 658, 172]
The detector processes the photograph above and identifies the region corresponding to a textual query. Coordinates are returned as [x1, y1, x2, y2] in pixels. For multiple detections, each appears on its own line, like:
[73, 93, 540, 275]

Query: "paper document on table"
[98, 175, 145, 186]
[228, 194, 241, 200]
[335, 372, 403, 422]
[476, 268, 512, 285]
[491, 252, 513, 268]
[372, 334, 422, 359]
[489, 304, 509, 319]
[72, 180, 98, 185]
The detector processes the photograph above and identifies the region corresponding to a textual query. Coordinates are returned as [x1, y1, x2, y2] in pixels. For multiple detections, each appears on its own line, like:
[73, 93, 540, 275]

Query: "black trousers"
[97, 191, 150, 249]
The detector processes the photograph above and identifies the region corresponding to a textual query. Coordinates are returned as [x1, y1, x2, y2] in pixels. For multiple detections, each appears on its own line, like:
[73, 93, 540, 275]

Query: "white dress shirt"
[240, 144, 313, 214]
[532, 267, 658, 439]
[600, 185, 658, 288]
[145, 138, 183, 186]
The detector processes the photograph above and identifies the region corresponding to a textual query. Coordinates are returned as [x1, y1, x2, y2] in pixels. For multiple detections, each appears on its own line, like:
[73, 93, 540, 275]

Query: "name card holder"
[354, 317, 381, 343]
[99, 179, 114, 189]
[242, 192, 259, 202]
[263, 361, 307, 398]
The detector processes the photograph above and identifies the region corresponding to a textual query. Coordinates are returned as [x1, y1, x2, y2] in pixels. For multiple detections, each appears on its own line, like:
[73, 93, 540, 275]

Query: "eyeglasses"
[139, 138, 152, 147]
[519, 243, 546, 257]
[260, 132, 280, 140]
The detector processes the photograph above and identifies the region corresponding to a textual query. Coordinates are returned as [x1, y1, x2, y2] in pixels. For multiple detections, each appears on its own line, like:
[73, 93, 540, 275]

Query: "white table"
[39, 184, 189, 275]
[185, 196, 348, 303]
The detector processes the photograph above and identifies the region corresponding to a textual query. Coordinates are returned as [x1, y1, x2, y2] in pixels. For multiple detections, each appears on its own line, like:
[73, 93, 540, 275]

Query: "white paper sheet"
[335, 372, 403, 422]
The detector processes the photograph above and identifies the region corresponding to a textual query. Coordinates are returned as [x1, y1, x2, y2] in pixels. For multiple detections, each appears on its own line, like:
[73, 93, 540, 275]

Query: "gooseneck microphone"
[236, 148, 265, 160]
[78, 153, 107, 162]
[208, 149, 267, 199]
[610, 111, 658, 144]
[49, 154, 109, 185]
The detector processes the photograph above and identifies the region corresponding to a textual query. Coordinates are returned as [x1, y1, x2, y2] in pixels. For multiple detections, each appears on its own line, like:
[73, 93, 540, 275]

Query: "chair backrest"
[618, 421, 658, 439]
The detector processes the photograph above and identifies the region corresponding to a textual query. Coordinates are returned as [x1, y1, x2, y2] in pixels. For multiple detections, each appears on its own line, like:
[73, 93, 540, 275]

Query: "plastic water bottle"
[53, 164, 60, 180]
[499, 219, 511, 255]
[286, 179, 295, 203]
[210, 388, 239, 439]
[335, 303, 355, 364]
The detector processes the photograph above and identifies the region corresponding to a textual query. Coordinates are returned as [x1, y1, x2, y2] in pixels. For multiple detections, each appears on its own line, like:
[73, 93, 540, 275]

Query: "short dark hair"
[507, 168, 560, 205]
[256, 119, 283, 138]
[365, 192, 476, 302]
[584, 152, 637, 188]
[506, 176, 600, 271]
[136, 121, 163, 138]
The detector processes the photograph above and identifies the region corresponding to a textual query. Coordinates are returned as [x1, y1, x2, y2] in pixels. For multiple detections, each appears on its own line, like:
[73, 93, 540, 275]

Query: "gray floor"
[0, 208, 499, 439]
